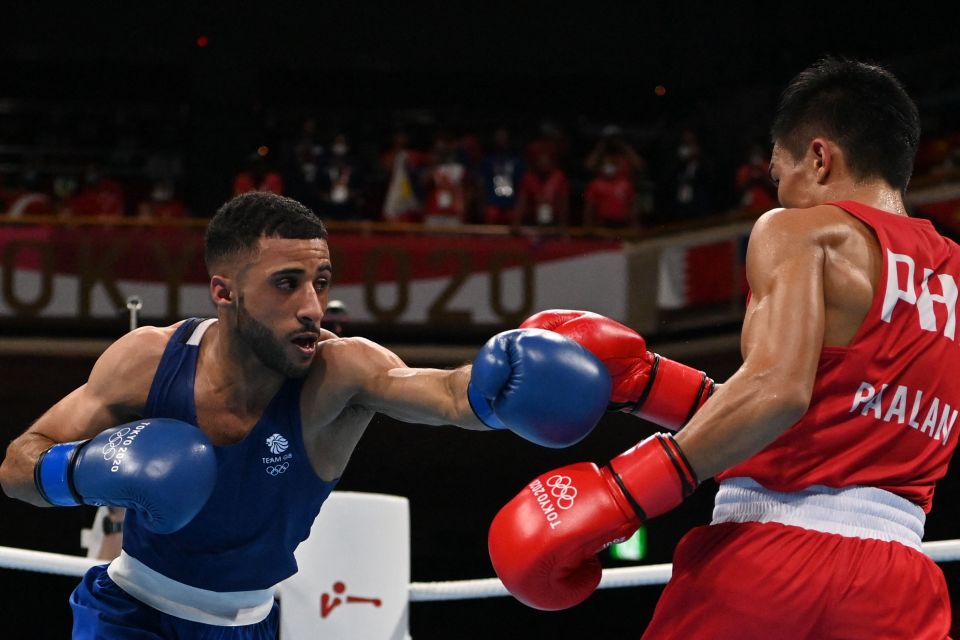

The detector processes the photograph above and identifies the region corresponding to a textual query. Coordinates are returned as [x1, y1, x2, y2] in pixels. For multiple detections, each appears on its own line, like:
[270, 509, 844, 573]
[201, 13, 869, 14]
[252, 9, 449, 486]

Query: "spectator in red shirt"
[63, 165, 125, 217]
[381, 130, 426, 176]
[422, 137, 469, 226]
[137, 181, 187, 219]
[583, 151, 638, 229]
[3, 168, 54, 217]
[735, 143, 777, 214]
[584, 126, 644, 180]
[318, 133, 366, 220]
[233, 154, 284, 196]
[525, 119, 569, 168]
[515, 149, 569, 230]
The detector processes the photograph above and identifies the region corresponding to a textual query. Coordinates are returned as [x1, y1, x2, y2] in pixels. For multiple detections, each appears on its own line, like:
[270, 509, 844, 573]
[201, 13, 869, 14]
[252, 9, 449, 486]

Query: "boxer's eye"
[275, 277, 298, 290]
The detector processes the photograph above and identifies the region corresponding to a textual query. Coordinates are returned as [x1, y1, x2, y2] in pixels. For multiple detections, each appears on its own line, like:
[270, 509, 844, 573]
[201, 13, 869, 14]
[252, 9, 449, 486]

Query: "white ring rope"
[2, 539, 959, 602]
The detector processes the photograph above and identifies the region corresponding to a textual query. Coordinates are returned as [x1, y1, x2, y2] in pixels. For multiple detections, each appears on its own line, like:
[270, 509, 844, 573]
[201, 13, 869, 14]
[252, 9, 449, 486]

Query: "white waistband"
[711, 477, 926, 551]
[107, 551, 276, 626]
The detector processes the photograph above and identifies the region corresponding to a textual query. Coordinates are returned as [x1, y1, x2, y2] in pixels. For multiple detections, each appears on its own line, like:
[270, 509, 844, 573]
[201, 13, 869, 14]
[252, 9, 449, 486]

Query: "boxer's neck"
[819, 179, 908, 217]
[198, 322, 285, 417]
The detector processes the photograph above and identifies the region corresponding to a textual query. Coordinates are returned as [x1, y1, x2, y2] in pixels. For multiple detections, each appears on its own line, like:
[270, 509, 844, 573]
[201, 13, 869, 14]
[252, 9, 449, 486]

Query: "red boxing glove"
[488, 433, 697, 610]
[521, 309, 715, 429]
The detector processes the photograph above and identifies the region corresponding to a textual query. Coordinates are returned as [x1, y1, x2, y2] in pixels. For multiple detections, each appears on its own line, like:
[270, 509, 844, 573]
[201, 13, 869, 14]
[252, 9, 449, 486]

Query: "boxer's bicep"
[1, 385, 115, 504]
[31, 328, 162, 442]
[26, 385, 124, 446]
[740, 213, 825, 393]
[8, 327, 162, 473]
[675, 211, 825, 479]
[2, 328, 165, 499]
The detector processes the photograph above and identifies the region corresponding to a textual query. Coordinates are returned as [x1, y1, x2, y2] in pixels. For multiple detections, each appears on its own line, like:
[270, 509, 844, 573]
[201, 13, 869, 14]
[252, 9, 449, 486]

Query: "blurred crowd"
[3, 104, 960, 232]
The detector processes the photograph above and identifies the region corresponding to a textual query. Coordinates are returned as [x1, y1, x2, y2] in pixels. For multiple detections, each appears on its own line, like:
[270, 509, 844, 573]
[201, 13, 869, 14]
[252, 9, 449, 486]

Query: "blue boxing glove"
[468, 329, 612, 448]
[35, 418, 216, 534]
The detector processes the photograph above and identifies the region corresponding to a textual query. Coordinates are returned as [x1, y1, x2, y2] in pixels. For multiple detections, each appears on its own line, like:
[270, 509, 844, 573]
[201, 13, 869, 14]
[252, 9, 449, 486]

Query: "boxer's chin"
[237, 304, 312, 378]
[284, 344, 315, 378]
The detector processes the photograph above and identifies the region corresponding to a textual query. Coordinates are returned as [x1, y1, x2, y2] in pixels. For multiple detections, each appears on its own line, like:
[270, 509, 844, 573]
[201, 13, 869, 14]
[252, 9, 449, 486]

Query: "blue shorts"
[70, 564, 280, 639]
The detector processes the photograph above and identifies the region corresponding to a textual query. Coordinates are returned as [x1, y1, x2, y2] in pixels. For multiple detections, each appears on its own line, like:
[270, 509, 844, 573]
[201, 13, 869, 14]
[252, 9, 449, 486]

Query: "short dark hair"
[204, 192, 327, 272]
[771, 57, 920, 192]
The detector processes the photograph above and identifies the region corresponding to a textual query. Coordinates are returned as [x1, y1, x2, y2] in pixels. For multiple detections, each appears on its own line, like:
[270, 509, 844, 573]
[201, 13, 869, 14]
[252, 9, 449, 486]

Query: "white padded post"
[278, 492, 411, 640]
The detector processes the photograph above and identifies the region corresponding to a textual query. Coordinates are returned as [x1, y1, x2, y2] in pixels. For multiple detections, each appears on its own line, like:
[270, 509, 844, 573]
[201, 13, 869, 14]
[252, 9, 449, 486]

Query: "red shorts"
[642, 522, 952, 640]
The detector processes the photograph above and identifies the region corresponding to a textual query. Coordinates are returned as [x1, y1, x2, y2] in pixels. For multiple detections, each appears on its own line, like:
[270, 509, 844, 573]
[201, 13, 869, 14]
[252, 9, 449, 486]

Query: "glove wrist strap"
[627, 356, 714, 429]
[35, 441, 86, 507]
[607, 433, 698, 521]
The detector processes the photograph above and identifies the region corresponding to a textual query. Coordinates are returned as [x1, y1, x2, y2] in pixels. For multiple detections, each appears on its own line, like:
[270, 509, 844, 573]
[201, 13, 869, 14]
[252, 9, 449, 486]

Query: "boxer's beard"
[236, 294, 310, 379]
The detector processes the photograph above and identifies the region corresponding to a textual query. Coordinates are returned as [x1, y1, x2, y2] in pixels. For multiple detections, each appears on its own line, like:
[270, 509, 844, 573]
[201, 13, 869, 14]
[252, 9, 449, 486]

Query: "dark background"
[2, 4, 960, 216]
[1, 3, 960, 637]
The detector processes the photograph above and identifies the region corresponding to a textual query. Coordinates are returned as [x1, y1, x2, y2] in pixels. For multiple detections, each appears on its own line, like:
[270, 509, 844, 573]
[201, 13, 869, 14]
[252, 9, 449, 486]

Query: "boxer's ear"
[810, 137, 834, 185]
[210, 275, 234, 307]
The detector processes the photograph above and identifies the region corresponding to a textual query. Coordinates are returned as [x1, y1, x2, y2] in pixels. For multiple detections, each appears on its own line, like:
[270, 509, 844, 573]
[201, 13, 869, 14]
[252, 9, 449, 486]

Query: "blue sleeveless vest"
[122, 318, 338, 591]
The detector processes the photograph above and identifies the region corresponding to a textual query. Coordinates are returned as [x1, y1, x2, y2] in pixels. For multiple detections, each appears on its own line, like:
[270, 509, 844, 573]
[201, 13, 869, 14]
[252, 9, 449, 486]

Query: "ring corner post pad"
[278, 492, 411, 640]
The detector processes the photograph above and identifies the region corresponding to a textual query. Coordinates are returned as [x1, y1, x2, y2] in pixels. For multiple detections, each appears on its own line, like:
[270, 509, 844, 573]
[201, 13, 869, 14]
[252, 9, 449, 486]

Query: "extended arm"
[336, 329, 612, 448]
[355, 346, 479, 428]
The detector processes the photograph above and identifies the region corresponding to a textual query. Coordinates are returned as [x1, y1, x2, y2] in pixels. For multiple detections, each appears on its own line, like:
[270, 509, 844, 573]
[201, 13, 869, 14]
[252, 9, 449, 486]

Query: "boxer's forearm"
[673, 366, 810, 481]
[364, 365, 486, 429]
[0, 432, 59, 507]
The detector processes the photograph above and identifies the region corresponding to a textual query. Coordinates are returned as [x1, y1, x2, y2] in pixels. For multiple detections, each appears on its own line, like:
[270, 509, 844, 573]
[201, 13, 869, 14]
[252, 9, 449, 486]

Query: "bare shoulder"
[86, 323, 179, 405]
[751, 205, 860, 247]
[97, 323, 177, 368]
[314, 335, 405, 379]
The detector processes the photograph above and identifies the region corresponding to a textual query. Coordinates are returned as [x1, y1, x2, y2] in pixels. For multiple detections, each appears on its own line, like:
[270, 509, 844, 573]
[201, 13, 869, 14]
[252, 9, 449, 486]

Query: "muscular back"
[721, 201, 960, 507]
[819, 205, 884, 347]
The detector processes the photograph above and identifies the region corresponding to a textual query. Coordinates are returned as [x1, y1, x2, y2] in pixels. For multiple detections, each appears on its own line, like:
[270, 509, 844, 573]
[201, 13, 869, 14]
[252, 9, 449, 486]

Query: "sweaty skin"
[674, 137, 904, 480]
[0, 236, 486, 505]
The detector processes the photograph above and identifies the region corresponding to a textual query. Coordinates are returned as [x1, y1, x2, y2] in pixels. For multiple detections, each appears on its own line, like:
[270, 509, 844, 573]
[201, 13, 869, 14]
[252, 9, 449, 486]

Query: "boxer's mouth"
[292, 333, 319, 354]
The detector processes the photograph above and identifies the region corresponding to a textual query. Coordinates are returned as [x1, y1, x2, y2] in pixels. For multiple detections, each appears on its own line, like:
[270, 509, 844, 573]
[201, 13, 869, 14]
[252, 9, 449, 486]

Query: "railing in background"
[0, 209, 758, 339]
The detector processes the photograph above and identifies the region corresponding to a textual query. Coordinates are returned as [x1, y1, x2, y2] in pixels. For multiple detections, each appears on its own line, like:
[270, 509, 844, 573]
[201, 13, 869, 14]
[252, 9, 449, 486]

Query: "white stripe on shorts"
[711, 477, 925, 551]
[108, 551, 275, 626]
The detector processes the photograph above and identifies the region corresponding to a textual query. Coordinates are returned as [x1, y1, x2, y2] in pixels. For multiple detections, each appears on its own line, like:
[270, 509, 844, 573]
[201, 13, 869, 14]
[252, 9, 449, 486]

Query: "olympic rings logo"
[546, 474, 577, 510]
[266, 462, 290, 476]
[101, 427, 132, 461]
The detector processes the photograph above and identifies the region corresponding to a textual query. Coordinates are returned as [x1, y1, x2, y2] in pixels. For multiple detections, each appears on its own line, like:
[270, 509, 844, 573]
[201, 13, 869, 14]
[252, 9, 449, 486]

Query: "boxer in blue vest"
[0, 192, 611, 639]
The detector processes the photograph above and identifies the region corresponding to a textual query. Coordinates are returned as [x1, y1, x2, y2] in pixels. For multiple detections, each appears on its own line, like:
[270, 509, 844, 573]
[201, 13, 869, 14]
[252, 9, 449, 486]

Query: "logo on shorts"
[546, 474, 577, 510]
[266, 433, 289, 455]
